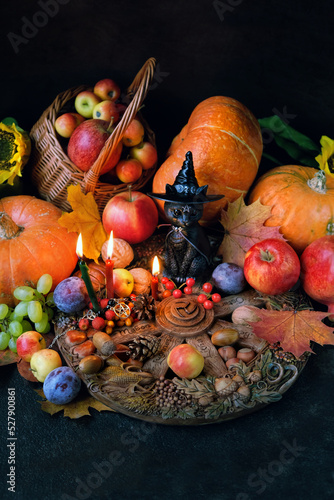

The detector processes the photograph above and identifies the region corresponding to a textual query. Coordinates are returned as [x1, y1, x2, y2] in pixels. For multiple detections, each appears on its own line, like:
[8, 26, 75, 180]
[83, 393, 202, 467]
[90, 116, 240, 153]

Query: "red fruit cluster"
[197, 283, 221, 310]
[161, 277, 196, 299]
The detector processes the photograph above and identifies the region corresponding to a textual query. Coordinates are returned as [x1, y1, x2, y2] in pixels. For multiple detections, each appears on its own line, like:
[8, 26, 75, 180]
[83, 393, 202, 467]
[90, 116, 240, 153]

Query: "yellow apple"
[113, 268, 134, 297]
[30, 349, 62, 383]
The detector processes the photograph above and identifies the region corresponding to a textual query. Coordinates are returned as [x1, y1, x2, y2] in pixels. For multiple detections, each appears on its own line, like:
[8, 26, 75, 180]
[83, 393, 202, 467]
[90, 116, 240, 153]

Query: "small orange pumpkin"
[248, 166, 334, 254]
[152, 96, 263, 224]
[0, 195, 78, 306]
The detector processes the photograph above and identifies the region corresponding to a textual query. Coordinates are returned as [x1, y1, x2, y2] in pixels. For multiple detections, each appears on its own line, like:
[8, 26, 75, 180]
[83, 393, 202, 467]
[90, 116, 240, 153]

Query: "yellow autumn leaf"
[58, 184, 107, 263]
[34, 388, 115, 419]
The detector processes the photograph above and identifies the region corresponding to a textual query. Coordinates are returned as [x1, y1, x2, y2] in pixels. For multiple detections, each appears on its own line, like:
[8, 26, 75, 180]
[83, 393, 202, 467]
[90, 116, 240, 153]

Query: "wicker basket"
[30, 57, 157, 214]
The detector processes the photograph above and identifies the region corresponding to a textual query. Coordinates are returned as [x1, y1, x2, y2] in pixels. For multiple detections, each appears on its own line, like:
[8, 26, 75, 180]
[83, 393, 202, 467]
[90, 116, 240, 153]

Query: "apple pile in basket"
[54, 77, 157, 184]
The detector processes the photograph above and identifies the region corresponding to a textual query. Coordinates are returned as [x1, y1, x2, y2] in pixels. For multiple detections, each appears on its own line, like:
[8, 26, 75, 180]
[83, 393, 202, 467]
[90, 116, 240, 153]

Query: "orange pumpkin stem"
[0, 212, 23, 240]
[307, 170, 327, 194]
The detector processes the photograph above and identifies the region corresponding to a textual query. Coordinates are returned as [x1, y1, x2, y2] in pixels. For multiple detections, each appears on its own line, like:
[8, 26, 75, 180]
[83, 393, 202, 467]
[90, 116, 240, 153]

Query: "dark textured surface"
[1, 0, 334, 499]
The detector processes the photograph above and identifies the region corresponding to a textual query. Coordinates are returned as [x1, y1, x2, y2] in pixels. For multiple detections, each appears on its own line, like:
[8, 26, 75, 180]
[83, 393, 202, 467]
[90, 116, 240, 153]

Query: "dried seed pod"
[73, 340, 96, 359]
[64, 330, 87, 346]
[78, 355, 104, 374]
[92, 331, 116, 356]
[231, 305, 261, 325]
[211, 328, 239, 347]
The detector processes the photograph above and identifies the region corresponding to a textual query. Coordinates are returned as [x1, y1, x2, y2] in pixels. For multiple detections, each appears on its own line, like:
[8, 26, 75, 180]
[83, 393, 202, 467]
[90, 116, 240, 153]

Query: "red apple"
[16, 331, 46, 362]
[102, 190, 158, 244]
[122, 119, 145, 147]
[129, 142, 158, 170]
[93, 100, 120, 124]
[300, 235, 334, 318]
[94, 78, 121, 102]
[116, 159, 142, 183]
[244, 238, 300, 295]
[167, 344, 204, 379]
[55, 112, 85, 138]
[67, 119, 122, 175]
[74, 91, 101, 118]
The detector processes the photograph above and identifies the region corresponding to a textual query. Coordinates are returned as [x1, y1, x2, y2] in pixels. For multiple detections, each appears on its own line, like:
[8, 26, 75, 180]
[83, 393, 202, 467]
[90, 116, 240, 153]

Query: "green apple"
[74, 91, 101, 118]
[30, 349, 62, 383]
[113, 268, 134, 297]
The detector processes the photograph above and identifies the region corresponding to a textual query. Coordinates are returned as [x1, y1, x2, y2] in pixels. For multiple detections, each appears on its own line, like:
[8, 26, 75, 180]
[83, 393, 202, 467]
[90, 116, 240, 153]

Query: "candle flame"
[107, 231, 113, 259]
[152, 256, 159, 276]
[76, 233, 83, 258]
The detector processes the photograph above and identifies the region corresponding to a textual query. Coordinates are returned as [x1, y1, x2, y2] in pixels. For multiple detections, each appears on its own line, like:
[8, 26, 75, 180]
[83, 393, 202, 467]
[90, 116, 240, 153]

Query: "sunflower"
[0, 121, 31, 185]
[315, 135, 334, 177]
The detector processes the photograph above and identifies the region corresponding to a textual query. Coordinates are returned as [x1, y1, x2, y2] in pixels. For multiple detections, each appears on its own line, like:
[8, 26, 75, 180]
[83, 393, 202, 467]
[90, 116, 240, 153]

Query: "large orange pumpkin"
[152, 96, 263, 224]
[248, 165, 334, 254]
[0, 195, 78, 306]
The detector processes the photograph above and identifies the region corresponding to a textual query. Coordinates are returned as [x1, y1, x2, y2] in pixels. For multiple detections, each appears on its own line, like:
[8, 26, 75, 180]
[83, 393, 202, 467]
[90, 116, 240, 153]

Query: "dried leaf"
[34, 388, 115, 418]
[58, 184, 107, 263]
[0, 349, 19, 366]
[248, 309, 334, 358]
[218, 196, 285, 267]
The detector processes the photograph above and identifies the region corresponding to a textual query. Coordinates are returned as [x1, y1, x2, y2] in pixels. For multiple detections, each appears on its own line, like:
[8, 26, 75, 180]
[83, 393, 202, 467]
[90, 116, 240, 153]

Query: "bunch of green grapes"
[0, 274, 55, 353]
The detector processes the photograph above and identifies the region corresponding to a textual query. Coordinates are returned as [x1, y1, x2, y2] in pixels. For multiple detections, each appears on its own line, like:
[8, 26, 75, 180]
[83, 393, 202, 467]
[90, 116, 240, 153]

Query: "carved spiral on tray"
[155, 295, 215, 338]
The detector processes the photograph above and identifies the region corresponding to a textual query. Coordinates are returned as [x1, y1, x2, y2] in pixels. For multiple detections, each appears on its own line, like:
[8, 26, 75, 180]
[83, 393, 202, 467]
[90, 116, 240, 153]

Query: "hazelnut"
[237, 348, 255, 363]
[226, 357, 240, 369]
[218, 345, 237, 361]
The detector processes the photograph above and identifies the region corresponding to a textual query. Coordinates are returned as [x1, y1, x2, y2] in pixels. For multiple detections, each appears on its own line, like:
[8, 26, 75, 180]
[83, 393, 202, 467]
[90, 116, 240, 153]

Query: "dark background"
[1, 1, 334, 499]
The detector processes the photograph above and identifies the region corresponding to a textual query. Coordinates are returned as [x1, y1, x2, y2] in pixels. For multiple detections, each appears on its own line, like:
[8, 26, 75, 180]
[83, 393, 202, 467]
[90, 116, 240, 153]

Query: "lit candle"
[151, 256, 159, 300]
[76, 233, 100, 312]
[105, 231, 114, 299]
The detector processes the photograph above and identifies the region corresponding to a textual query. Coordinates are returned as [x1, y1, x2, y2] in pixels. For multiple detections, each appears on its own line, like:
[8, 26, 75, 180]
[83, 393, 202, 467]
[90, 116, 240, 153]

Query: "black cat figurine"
[149, 151, 224, 286]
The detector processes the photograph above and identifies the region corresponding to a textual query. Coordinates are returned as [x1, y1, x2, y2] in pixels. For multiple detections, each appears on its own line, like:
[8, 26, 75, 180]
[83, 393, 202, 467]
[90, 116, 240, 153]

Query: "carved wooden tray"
[56, 291, 310, 425]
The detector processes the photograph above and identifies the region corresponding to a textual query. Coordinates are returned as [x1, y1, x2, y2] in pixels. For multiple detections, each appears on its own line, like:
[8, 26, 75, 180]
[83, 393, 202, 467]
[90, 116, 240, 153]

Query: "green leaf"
[259, 116, 321, 168]
[1, 117, 19, 126]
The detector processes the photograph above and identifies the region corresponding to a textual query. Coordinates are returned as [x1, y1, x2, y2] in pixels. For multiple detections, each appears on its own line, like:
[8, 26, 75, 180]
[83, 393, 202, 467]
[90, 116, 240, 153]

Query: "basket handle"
[83, 57, 156, 193]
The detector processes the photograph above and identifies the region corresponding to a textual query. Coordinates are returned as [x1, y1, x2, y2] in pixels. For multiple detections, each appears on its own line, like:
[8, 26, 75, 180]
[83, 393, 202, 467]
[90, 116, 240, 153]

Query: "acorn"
[234, 384, 251, 403]
[78, 354, 104, 374]
[248, 369, 262, 383]
[211, 328, 239, 347]
[214, 377, 239, 397]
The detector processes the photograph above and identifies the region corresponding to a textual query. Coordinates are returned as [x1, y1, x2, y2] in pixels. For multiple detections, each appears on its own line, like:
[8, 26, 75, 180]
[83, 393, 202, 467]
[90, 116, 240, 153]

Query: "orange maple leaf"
[58, 184, 107, 263]
[248, 308, 334, 358]
[218, 196, 285, 267]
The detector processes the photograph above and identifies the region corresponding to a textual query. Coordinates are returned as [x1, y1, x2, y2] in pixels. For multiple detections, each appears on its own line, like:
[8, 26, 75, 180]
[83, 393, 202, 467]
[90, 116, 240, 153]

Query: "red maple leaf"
[248, 308, 334, 358]
[218, 196, 285, 267]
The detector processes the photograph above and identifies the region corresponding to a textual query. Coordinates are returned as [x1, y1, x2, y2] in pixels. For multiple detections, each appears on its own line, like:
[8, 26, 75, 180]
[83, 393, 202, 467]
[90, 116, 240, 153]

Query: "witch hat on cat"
[149, 151, 224, 204]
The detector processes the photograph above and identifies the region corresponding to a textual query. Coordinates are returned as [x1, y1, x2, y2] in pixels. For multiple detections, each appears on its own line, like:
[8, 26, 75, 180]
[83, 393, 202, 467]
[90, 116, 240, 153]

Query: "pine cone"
[133, 294, 156, 320]
[128, 334, 160, 361]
